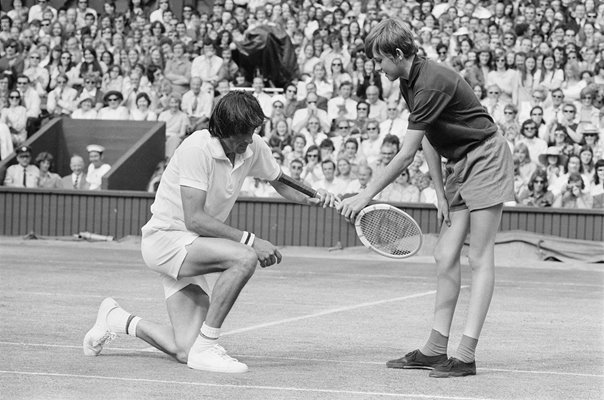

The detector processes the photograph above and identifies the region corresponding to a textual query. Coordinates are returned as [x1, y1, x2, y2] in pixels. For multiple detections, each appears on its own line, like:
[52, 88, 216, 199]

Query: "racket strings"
[358, 209, 422, 256]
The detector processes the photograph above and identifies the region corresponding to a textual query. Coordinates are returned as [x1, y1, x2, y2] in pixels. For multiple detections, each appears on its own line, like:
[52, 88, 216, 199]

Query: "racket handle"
[277, 173, 318, 198]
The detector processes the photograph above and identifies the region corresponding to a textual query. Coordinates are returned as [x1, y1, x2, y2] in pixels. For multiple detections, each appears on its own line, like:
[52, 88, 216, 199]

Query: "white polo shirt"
[145, 130, 280, 232]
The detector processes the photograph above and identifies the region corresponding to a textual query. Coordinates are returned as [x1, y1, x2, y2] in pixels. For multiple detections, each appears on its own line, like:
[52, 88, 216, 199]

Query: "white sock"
[191, 322, 221, 353]
[107, 307, 131, 334]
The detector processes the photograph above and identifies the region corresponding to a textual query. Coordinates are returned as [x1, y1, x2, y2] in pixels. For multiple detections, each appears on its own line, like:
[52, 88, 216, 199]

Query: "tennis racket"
[277, 173, 423, 259]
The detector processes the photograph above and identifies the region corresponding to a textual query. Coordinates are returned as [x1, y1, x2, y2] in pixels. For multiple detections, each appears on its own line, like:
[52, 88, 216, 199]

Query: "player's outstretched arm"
[270, 179, 339, 208]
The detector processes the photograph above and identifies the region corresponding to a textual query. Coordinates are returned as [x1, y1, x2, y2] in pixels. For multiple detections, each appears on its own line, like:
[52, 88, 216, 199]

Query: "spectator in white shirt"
[327, 81, 357, 124]
[365, 84, 387, 122]
[191, 39, 223, 91]
[46, 74, 78, 117]
[251, 76, 273, 118]
[181, 77, 213, 133]
[71, 97, 98, 120]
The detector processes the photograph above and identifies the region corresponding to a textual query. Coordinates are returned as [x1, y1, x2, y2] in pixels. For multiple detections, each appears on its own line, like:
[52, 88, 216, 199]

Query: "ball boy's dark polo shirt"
[399, 55, 497, 161]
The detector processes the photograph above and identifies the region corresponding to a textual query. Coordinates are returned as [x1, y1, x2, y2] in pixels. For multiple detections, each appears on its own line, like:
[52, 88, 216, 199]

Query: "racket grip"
[277, 173, 318, 197]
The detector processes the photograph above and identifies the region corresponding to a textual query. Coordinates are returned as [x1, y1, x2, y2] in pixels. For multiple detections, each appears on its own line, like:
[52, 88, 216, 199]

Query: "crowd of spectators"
[0, 0, 602, 208]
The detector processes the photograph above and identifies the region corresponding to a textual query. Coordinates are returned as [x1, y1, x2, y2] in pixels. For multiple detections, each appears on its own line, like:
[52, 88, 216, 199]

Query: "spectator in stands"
[377, 168, 420, 203]
[579, 145, 596, 184]
[518, 169, 555, 207]
[591, 159, 604, 208]
[28, 0, 57, 23]
[329, 57, 352, 92]
[344, 164, 372, 196]
[416, 172, 437, 205]
[77, 74, 104, 111]
[319, 138, 335, 162]
[102, 64, 124, 93]
[517, 119, 548, 164]
[529, 105, 548, 142]
[551, 154, 588, 197]
[300, 114, 329, 150]
[315, 159, 347, 195]
[370, 137, 399, 180]
[555, 102, 581, 144]
[327, 81, 357, 124]
[0, 121, 14, 160]
[365, 84, 387, 122]
[285, 133, 307, 167]
[191, 38, 223, 90]
[581, 124, 603, 161]
[46, 74, 78, 117]
[158, 93, 188, 158]
[513, 142, 538, 186]
[130, 92, 158, 121]
[553, 172, 592, 208]
[97, 91, 129, 120]
[539, 146, 567, 184]
[61, 154, 88, 190]
[302, 144, 323, 184]
[1, 89, 27, 146]
[164, 41, 191, 96]
[356, 58, 382, 100]
[336, 157, 355, 186]
[35, 151, 62, 189]
[287, 158, 307, 185]
[251, 76, 273, 118]
[71, 96, 97, 120]
[576, 87, 600, 127]
[16, 75, 41, 132]
[181, 76, 212, 133]
[85, 144, 111, 190]
[23, 50, 49, 98]
[481, 83, 505, 124]
[487, 53, 516, 105]
[77, 47, 104, 87]
[0, 39, 25, 76]
[360, 118, 384, 166]
[380, 100, 408, 142]
[3, 145, 39, 188]
[292, 92, 330, 134]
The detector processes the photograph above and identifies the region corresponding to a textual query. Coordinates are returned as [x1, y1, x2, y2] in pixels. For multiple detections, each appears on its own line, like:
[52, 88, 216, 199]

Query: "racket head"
[354, 203, 423, 259]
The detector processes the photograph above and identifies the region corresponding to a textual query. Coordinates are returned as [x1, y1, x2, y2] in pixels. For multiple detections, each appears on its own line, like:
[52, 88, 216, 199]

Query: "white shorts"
[141, 227, 220, 299]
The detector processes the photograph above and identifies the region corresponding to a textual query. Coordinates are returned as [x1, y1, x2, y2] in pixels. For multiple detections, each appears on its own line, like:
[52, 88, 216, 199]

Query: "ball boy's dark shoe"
[386, 349, 448, 370]
[429, 357, 477, 378]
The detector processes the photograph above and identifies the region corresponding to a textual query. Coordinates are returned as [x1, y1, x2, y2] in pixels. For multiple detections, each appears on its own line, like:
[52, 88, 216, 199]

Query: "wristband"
[240, 231, 256, 247]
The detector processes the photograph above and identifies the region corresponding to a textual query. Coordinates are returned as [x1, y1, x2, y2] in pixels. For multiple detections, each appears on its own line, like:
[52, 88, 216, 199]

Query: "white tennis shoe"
[83, 297, 119, 356]
[187, 343, 248, 373]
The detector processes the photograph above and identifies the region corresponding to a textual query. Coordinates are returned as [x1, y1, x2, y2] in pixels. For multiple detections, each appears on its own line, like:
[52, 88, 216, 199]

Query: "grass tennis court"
[1, 237, 602, 400]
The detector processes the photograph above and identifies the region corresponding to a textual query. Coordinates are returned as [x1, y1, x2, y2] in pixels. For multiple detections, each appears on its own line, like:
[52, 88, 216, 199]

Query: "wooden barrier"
[0, 188, 602, 243]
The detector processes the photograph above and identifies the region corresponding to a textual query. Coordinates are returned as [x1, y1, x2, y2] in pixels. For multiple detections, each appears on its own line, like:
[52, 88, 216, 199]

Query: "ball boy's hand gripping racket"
[277, 173, 423, 259]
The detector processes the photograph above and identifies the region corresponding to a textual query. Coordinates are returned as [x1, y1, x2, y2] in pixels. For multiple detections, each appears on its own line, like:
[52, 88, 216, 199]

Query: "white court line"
[1, 342, 602, 378]
[221, 289, 440, 336]
[0, 370, 497, 400]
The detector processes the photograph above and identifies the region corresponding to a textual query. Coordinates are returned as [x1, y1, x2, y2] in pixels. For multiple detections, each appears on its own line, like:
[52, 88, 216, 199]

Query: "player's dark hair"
[364, 18, 418, 59]
[209, 91, 265, 139]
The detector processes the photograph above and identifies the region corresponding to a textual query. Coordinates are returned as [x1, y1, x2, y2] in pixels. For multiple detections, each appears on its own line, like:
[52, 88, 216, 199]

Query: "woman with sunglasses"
[517, 119, 548, 164]
[48, 51, 77, 90]
[97, 90, 129, 120]
[518, 169, 555, 207]
[0, 90, 27, 146]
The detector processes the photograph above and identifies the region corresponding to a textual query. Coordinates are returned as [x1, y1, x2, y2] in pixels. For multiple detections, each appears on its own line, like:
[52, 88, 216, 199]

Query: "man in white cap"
[86, 144, 111, 190]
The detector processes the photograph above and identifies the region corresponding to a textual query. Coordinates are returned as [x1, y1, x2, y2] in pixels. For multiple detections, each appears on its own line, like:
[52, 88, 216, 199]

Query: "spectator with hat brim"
[579, 123, 603, 161]
[3, 145, 39, 188]
[538, 146, 568, 183]
[97, 90, 129, 120]
[85, 144, 111, 190]
[72, 97, 98, 120]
